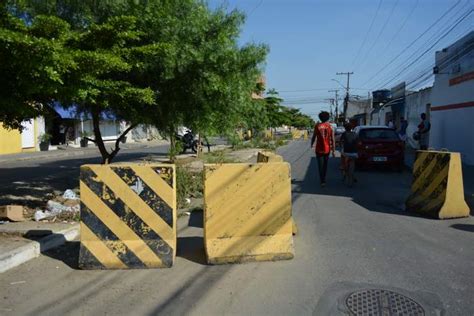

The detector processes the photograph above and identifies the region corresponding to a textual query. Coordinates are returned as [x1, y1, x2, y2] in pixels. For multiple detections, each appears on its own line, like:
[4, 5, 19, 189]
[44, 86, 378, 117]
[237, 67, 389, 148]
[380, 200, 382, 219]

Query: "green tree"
[0, 4, 72, 130]
[3, 1, 268, 163]
[264, 89, 287, 129]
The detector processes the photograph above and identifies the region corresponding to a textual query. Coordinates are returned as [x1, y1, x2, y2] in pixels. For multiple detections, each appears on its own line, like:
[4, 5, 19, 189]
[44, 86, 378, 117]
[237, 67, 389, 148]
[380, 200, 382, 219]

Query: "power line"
[360, 0, 462, 88]
[379, 38, 474, 97]
[278, 87, 370, 93]
[351, 0, 384, 68]
[371, 0, 472, 89]
[363, 0, 419, 75]
[247, 0, 264, 17]
[376, 8, 473, 89]
[357, 0, 400, 71]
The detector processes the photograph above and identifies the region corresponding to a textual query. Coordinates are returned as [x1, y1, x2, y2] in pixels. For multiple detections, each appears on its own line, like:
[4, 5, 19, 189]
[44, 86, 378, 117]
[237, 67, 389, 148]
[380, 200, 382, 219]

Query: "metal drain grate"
[345, 289, 425, 316]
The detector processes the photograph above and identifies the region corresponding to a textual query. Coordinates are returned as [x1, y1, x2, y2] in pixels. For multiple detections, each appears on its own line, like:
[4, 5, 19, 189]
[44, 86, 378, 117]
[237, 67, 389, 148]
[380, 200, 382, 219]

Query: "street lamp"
[331, 79, 346, 90]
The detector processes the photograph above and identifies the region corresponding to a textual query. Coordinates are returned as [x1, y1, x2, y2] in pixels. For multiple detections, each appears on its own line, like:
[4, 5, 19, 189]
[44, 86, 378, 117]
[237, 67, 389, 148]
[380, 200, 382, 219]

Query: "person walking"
[417, 113, 431, 150]
[340, 123, 359, 185]
[311, 111, 335, 187]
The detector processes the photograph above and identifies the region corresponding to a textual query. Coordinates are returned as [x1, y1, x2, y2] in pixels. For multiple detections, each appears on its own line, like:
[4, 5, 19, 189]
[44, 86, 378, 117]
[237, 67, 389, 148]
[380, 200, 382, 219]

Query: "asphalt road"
[0, 145, 170, 208]
[1, 140, 473, 315]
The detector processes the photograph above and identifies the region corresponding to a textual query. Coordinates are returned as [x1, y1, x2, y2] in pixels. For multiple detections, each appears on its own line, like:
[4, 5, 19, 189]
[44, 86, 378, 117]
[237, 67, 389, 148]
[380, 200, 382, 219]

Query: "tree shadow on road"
[0, 150, 168, 209]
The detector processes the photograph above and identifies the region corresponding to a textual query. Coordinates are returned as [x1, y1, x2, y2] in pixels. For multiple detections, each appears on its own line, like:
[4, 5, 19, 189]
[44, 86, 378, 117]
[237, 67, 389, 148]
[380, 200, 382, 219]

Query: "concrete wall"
[347, 99, 371, 124]
[0, 124, 22, 155]
[73, 120, 121, 145]
[370, 107, 391, 126]
[431, 32, 474, 165]
[0, 118, 45, 155]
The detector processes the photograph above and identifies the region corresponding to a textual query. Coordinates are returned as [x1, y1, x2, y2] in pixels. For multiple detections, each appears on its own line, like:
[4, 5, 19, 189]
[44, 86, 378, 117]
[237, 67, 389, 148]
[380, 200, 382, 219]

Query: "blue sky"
[208, 0, 473, 118]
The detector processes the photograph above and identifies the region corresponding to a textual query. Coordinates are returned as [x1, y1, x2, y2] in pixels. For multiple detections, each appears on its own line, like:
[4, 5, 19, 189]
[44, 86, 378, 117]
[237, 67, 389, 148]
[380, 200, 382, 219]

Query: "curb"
[0, 225, 80, 273]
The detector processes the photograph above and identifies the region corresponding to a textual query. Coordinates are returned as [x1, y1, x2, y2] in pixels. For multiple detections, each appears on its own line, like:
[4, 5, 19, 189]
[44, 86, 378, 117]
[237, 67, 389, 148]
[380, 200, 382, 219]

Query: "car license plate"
[373, 156, 387, 162]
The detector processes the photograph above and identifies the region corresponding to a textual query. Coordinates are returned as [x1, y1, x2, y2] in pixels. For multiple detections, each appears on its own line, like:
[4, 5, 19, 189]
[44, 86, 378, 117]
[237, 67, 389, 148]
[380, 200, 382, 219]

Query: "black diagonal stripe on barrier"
[423, 199, 446, 217]
[412, 152, 438, 182]
[81, 167, 173, 267]
[112, 167, 173, 227]
[407, 177, 448, 213]
[412, 153, 450, 195]
[80, 202, 146, 268]
[79, 243, 106, 269]
[151, 166, 174, 188]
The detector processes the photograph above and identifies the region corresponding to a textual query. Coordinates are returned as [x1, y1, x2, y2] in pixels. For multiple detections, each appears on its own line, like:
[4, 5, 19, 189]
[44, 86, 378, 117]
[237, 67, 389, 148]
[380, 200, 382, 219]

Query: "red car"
[353, 126, 405, 170]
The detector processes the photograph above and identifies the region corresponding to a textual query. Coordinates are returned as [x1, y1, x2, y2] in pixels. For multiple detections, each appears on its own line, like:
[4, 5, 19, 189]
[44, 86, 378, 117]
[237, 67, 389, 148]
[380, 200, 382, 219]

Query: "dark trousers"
[316, 153, 329, 183]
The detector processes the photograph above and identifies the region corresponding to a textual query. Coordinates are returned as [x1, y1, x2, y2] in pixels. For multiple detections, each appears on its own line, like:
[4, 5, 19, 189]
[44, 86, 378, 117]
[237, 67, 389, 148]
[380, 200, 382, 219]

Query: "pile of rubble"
[33, 189, 80, 222]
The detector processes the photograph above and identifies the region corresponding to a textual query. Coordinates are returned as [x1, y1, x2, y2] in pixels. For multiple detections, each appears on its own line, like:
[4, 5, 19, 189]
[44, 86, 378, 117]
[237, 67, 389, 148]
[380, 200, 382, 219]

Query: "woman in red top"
[310, 111, 335, 186]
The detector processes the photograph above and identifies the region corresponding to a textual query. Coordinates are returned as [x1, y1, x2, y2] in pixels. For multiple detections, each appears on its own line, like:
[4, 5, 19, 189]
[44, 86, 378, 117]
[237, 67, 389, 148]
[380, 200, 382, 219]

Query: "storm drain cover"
[345, 289, 425, 316]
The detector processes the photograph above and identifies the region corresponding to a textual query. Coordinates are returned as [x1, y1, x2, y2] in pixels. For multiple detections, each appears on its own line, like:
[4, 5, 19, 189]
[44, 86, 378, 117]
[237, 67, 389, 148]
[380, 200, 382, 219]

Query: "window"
[359, 129, 399, 140]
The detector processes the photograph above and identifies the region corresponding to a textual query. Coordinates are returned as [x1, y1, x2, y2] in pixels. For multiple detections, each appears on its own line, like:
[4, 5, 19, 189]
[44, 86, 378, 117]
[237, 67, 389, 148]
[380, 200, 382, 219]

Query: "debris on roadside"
[0, 205, 26, 222]
[62, 189, 79, 200]
[34, 189, 80, 222]
[9, 281, 26, 285]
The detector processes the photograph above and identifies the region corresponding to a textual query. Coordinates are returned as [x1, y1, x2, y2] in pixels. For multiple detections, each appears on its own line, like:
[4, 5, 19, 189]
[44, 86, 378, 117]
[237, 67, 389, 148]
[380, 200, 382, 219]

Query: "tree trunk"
[91, 110, 110, 164]
[169, 128, 176, 162]
[197, 133, 202, 158]
[204, 135, 211, 152]
[91, 110, 137, 164]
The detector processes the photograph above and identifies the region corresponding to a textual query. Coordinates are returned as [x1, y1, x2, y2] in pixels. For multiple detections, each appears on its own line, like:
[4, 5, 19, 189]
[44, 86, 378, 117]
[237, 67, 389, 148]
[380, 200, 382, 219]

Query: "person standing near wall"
[398, 117, 408, 141]
[417, 113, 431, 150]
[311, 111, 335, 187]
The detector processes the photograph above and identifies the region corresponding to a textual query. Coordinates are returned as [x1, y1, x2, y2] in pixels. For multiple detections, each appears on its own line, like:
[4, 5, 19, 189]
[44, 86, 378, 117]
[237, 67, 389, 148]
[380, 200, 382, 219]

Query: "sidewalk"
[0, 140, 169, 164]
[0, 222, 79, 273]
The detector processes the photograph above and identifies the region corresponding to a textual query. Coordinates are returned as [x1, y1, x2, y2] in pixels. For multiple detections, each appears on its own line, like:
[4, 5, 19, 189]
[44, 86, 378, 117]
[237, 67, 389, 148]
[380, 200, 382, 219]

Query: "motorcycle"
[176, 130, 199, 154]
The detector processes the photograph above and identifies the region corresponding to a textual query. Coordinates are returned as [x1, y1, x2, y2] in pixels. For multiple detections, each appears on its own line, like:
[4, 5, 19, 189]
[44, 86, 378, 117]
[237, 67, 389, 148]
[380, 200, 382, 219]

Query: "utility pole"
[328, 89, 339, 123]
[324, 98, 335, 120]
[336, 72, 354, 122]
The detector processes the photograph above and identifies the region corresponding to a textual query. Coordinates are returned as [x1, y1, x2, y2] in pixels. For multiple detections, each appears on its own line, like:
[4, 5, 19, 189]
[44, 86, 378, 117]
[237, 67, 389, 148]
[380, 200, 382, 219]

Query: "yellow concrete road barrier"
[204, 163, 294, 264]
[291, 129, 308, 140]
[257, 151, 284, 163]
[264, 129, 273, 139]
[291, 130, 301, 139]
[406, 151, 470, 219]
[256, 151, 298, 235]
[79, 164, 176, 269]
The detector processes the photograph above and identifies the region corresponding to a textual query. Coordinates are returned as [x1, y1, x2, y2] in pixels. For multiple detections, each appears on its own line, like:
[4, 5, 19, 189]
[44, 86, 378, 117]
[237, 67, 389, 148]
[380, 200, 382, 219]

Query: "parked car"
[353, 126, 404, 170]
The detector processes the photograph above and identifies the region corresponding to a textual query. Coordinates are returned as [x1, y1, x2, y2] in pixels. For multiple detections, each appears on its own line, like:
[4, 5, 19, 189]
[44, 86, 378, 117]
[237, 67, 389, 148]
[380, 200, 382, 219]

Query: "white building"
[430, 31, 474, 165]
[404, 87, 432, 149]
[346, 98, 371, 125]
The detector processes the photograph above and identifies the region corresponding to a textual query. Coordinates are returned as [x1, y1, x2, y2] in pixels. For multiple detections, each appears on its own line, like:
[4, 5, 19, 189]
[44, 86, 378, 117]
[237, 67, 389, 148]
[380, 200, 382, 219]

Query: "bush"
[202, 150, 236, 164]
[176, 166, 203, 209]
[38, 133, 52, 143]
[168, 140, 184, 160]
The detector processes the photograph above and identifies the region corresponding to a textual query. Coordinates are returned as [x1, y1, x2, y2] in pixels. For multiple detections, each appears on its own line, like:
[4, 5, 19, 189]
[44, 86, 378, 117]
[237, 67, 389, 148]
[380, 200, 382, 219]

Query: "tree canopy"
[1, 0, 268, 162]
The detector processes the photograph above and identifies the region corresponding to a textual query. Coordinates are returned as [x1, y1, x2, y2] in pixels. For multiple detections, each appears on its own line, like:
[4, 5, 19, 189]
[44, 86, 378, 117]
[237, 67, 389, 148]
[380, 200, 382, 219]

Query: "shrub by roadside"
[176, 166, 204, 209]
